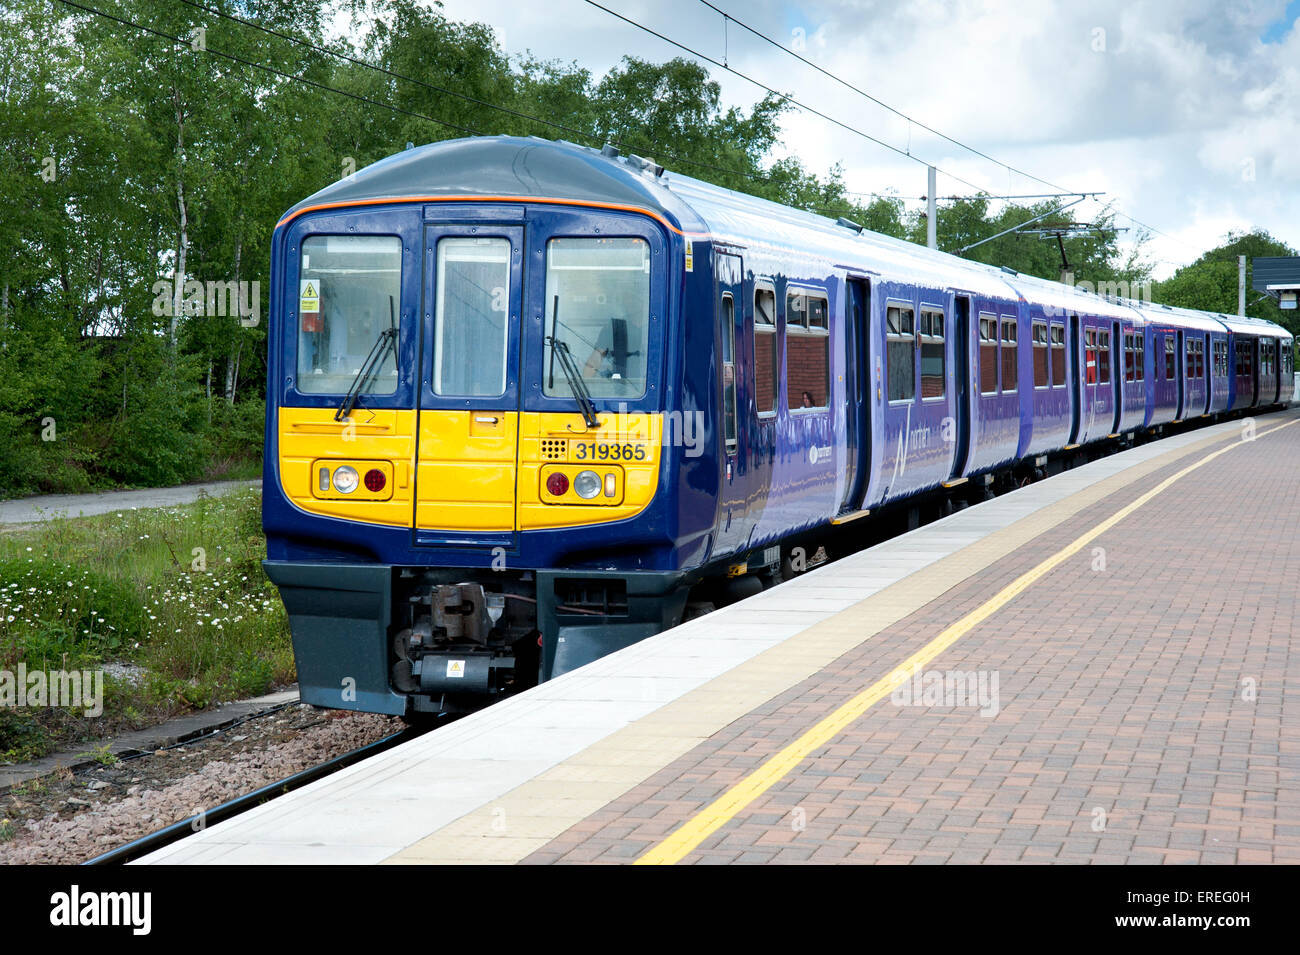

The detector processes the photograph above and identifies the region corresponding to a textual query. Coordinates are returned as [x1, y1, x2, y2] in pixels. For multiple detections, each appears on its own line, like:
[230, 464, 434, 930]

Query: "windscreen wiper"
[335, 298, 398, 422]
[546, 296, 600, 428]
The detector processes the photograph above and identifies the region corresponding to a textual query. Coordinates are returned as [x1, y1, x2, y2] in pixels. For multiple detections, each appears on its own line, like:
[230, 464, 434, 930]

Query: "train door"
[843, 277, 872, 511]
[948, 294, 972, 480]
[1203, 332, 1212, 414]
[1068, 314, 1081, 444]
[413, 221, 524, 547]
[714, 251, 748, 555]
[1110, 320, 1123, 434]
[1274, 337, 1284, 403]
[1175, 329, 1185, 419]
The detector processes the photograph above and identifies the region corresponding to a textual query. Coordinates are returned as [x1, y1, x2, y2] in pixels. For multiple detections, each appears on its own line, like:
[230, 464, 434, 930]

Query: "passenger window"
[920, 308, 945, 398]
[887, 304, 916, 402]
[1165, 335, 1176, 380]
[1000, 317, 1018, 392]
[1135, 332, 1145, 382]
[979, 313, 998, 394]
[1097, 329, 1110, 384]
[787, 290, 829, 409]
[754, 286, 777, 415]
[1032, 321, 1048, 387]
[721, 293, 736, 454]
[1085, 327, 1097, 384]
[1050, 323, 1066, 387]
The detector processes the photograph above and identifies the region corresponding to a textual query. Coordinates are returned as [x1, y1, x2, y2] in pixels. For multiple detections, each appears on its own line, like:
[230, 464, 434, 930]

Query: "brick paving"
[525, 416, 1300, 864]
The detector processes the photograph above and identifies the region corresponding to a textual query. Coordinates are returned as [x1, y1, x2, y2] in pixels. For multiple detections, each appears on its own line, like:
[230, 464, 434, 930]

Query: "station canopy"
[1253, 256, 1300, 310]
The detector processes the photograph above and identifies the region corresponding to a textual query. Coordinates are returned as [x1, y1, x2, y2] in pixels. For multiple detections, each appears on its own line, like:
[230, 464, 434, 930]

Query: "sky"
[374, 0, 1300, 278]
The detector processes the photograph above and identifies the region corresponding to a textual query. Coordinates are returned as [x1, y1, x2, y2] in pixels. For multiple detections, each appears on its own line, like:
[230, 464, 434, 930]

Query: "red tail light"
[364, 468, 386, 493]
[546, 472, 569, 496]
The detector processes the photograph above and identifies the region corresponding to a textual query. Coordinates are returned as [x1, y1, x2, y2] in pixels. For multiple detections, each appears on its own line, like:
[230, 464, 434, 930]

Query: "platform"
[139, 409, 1300, 864]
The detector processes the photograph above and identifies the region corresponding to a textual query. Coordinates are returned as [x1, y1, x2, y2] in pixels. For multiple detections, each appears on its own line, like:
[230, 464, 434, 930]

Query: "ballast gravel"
[0, 705, 401, 864]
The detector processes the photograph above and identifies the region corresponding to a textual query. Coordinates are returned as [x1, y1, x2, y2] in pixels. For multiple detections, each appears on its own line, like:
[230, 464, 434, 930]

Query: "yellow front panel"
[278, 407, 416, 527]
[414, 410, 519, 531]
[280, 408, 663, 534]
[517, 412, 661, 529]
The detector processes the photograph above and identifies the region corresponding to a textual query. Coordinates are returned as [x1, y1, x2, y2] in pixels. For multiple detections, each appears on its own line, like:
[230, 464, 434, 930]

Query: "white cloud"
[400, 0, 1300, 276]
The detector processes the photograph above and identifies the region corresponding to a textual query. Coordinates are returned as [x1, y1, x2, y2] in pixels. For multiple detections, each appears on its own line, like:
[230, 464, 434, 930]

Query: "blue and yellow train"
[263, 136, 1294, 717]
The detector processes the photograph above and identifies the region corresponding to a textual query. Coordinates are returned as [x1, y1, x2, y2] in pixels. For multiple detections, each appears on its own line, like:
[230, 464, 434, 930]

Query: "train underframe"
[264, 560, 695, 718]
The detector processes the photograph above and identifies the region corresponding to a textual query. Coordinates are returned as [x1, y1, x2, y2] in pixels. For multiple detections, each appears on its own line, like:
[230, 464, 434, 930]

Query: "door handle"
[474, 415, 500, 424]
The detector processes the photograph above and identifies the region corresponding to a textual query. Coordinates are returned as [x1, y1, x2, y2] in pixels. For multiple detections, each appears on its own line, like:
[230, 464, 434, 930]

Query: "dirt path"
[0, 479, 261, 525]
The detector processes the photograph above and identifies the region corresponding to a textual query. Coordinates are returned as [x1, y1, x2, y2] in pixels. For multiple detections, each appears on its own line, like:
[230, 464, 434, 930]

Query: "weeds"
[0, 488, 290, 759]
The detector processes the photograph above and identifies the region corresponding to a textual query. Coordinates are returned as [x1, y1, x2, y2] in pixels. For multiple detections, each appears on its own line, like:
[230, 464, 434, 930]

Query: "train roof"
[284, 137, 1291, 340]
[1217, 312, 1290, 338]
[279, 135, 706, 231]
[1131, 301, 1222, 332]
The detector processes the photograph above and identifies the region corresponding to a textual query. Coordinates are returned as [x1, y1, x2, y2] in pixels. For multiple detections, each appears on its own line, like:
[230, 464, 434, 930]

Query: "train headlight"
[332, 465, 360, 494]
[574, 469, 602, 499]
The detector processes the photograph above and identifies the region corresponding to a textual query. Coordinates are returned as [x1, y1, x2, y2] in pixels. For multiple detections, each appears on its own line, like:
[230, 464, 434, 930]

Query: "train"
[261, 135, 1294, 718]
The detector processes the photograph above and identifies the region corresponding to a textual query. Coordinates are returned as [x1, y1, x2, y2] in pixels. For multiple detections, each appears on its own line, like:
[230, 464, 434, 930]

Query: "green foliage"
[0, 489, 292, 753]
[77, 743, 119, 767]
[0, 710, 50, 764]
[0, 558, 147, 666]
[1152, 230, 1299, 336]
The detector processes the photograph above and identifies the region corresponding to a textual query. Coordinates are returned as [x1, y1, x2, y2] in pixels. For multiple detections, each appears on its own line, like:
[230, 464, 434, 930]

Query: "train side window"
[1032, 321, 1048, 387]
[721, 293, 737, 453]
[920, 307, 945, 398]
[787, 290, 829, 409]
[1050, 323, 1066, 386]
[1097, 329, 1110, 384]
[1000, 317, 1018, 392]
[979, 313, 998, 394]
[754, 286, 777, 415]
[1165, 335, 1175, 380]
[1136, 332, 1145, 381]
[1085, 327, 1097, 384]
[887, 304, 916, 402]
[1123, 333, 1134, 382]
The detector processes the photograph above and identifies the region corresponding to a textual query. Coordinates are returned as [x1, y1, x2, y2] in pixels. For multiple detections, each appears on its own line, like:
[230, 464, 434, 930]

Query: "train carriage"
[263, 136, 1293, 718]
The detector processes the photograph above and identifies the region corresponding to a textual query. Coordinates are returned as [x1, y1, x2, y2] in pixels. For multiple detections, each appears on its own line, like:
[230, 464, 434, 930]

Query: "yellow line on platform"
[635, 418, 1298, 865]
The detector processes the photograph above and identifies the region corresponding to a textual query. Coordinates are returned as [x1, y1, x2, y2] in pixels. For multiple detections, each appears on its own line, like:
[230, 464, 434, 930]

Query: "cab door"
[413, 220, 524, 547]
[714, 250, 748, 555]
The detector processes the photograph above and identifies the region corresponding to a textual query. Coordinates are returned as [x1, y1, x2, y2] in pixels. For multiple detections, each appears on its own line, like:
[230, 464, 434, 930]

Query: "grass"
[0, 488, 292, 763]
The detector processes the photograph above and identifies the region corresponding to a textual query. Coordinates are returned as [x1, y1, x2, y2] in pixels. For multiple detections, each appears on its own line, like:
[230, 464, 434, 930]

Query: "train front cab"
[264, 196, 710, 715]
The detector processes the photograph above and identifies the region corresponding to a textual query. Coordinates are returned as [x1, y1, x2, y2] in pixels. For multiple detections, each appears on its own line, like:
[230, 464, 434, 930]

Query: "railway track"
[83, 724, 430, 865]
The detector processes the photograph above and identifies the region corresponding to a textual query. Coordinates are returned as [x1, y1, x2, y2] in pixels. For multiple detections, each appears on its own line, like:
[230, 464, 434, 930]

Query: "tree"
[1152, 230, 1298, 334]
